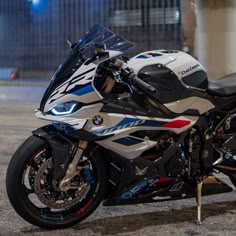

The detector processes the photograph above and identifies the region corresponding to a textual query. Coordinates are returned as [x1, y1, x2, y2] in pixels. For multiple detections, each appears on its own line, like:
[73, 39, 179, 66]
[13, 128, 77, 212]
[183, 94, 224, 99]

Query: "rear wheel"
[6, 135, 107, 229]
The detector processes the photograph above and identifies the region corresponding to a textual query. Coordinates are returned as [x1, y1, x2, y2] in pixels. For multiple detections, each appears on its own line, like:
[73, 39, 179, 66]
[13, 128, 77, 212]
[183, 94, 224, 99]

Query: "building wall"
[182, 0, 196, 56]
[195, 0, 236, 80]
[0, 0, 182, 71]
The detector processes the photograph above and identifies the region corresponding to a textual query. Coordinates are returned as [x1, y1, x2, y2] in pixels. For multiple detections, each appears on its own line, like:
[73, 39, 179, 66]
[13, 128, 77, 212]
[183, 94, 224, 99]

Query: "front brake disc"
[34, 158, 90, 209]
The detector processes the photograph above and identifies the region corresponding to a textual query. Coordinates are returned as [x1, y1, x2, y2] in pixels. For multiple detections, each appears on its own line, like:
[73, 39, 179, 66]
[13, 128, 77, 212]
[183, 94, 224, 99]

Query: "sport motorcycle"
[6, 24, 236, 229]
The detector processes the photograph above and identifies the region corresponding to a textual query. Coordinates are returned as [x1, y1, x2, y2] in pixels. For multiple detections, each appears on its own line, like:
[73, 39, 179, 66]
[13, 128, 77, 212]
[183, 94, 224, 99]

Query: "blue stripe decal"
[118, 178, 156, 200]
[136, 53, 162, 59]
[41, 215, 61, 221]
[151, 53, 162, 57]
[113, 137, 144, 146]
[136, 55, 148, 59]
[93, 118, 170, 135]
[93, 118, 143, 135]
[72, 84, 94, 96]
[115, 118, 142, 126]
[142, 120, 166, 127]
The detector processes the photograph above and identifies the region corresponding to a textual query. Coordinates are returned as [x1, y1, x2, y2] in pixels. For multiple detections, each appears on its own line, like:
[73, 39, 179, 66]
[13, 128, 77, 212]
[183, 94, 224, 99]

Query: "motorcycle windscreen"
[39, 24, 134, 111]
[53, 24, 134, 83]
[76, 24, 134, 52]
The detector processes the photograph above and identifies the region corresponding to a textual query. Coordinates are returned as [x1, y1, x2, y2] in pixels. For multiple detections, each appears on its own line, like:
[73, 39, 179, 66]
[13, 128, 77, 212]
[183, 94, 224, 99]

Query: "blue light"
[50, 102, 78, 116]
[28, 0, 48, 12]
[32, 0, 40, 5]
[28, 0, 40, 4]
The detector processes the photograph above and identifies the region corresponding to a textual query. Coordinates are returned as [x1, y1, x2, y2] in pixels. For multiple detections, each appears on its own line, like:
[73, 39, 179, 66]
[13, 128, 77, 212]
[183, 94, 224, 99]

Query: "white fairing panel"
[83, 113, 198, 159]
[164, 97, 215, 115]
[127, 50, 215, 114]
[44, 62, 101, 112]
[97, 136, 157, 159]
[128, 50, 206, 83]
[127, 50, 178, 73]
[44, 50, 123, 113]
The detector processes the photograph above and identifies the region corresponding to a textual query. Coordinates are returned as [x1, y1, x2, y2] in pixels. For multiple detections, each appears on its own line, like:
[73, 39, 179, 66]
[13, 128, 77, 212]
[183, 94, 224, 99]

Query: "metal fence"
[0, 0, 182, 72]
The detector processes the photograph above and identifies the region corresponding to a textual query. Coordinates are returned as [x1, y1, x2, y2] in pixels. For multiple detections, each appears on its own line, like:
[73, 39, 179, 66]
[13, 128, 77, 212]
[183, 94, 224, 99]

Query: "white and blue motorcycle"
[6, 25, 236, 229]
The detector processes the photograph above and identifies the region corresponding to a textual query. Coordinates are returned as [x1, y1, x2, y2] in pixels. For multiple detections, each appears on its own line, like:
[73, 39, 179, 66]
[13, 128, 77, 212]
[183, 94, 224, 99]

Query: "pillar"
[182, 0, 196, 56]
[195, 0, 236, 80]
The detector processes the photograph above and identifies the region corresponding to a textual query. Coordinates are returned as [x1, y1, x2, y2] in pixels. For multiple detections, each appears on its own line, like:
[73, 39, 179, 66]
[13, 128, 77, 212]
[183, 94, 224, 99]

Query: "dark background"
[0, 0, 181, 71]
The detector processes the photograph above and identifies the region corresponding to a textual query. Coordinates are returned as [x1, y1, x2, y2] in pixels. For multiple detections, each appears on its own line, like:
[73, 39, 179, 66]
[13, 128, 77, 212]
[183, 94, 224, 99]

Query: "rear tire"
[6, 135, 108, 229]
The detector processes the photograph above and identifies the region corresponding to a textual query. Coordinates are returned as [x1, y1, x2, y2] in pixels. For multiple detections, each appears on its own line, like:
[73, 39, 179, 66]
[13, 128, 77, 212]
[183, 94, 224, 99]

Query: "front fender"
[32, 124, 74, 181]
[31, 124, 110, 181]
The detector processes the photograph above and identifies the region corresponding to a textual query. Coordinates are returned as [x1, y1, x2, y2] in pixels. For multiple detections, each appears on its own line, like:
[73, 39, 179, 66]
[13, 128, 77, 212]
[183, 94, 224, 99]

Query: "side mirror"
[66, 38, 76, 49]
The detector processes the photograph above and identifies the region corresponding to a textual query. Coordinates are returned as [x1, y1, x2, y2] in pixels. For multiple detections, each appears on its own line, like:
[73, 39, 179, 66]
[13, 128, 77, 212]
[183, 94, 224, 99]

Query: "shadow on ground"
[22, 201, 236, 235]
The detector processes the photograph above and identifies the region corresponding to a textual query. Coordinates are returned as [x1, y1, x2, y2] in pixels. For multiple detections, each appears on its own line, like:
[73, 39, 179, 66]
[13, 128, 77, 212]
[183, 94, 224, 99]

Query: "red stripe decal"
[161, 120, 191, 129]
[30, 148, 46, 161]
[77, 199, 93, 215]
[157, 177, 172, 184]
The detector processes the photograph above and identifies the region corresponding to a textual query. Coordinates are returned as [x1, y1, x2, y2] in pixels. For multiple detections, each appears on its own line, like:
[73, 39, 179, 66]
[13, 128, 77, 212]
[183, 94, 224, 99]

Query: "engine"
[139, 132, 187, 177]
[142, 130, 208, 179]
[213, 113, 236, 165]
[164, 145, 186, 177]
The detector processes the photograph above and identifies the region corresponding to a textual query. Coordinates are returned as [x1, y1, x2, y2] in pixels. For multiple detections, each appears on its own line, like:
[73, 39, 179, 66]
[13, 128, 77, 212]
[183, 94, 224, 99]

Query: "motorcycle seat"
[207, 73, 236, 96]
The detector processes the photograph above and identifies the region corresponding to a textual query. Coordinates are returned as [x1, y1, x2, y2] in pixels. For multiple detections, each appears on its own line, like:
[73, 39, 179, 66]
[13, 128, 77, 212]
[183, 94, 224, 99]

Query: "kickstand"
[196, 180, 203, 225]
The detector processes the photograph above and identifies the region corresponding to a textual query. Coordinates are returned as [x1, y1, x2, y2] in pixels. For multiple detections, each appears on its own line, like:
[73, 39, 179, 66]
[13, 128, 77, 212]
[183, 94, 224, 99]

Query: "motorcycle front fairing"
[36, 24, 134, 131]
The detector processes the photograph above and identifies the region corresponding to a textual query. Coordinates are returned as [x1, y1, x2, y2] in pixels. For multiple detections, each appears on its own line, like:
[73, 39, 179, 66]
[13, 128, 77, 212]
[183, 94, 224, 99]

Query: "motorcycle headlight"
[50, 101, 78, 116]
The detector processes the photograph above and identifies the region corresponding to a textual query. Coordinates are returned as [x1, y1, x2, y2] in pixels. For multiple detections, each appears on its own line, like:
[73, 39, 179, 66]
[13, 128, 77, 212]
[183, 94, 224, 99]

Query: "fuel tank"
[127, 50, 214, 115]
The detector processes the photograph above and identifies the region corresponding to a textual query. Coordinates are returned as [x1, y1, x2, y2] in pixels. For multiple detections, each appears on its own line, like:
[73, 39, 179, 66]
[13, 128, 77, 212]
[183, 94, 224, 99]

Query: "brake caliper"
[82, 168, 94, 185]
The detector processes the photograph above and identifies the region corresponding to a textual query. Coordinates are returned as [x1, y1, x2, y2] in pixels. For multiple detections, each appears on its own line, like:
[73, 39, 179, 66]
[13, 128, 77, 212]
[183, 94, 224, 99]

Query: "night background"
[0, 1, 236, 235]
[0, 0, 181, 73]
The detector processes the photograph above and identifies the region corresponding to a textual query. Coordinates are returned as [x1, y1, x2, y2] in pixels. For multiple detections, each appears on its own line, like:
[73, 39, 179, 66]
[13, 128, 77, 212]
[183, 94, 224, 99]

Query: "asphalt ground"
[0, 85, 235, 236]
[0, 79, 49, 87]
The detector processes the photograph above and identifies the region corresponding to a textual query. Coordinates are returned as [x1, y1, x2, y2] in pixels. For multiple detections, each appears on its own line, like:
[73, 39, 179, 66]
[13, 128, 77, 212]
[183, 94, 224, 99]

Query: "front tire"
[6, 135, 107, 229]
[230, 176, 236, 187]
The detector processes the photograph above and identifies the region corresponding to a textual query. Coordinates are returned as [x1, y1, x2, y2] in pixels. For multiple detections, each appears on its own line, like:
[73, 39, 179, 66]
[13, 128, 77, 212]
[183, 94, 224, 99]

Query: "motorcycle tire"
[6, 135, 108, 229]
[230, 177, 236, 187]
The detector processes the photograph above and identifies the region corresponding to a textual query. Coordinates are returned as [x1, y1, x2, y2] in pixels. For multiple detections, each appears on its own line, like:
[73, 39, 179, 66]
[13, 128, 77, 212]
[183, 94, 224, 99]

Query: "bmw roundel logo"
[93, 115, 103, 125]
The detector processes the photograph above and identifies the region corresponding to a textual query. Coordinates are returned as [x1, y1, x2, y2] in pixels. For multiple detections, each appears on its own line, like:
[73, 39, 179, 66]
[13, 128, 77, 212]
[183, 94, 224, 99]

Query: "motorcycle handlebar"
[129, 73, 156, 94]
[110, 63, 156, 95]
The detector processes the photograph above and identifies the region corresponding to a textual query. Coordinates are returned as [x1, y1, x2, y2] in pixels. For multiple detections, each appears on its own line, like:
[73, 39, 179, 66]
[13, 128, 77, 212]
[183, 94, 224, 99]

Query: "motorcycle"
[6, 24, 236, 229]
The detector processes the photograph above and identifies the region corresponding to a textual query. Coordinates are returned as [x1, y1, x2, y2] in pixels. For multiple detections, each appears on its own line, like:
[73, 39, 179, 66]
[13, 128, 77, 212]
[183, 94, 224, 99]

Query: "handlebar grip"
[130, 75, 156, 94]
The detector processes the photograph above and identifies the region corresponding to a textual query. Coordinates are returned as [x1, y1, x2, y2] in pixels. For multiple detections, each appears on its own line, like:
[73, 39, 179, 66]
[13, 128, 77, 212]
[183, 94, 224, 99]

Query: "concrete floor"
[0, 85, 235, 236]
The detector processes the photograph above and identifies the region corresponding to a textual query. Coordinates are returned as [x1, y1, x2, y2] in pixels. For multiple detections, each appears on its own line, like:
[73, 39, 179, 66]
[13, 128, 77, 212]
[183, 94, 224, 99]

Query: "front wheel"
[6, 135, 108, 229]
[231, 179, 236, 187]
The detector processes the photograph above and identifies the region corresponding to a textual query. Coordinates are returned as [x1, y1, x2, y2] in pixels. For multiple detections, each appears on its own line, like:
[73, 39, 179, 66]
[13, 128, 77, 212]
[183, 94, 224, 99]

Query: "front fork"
[32, 124, 89, 191]
[59, 140, 88, 191]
